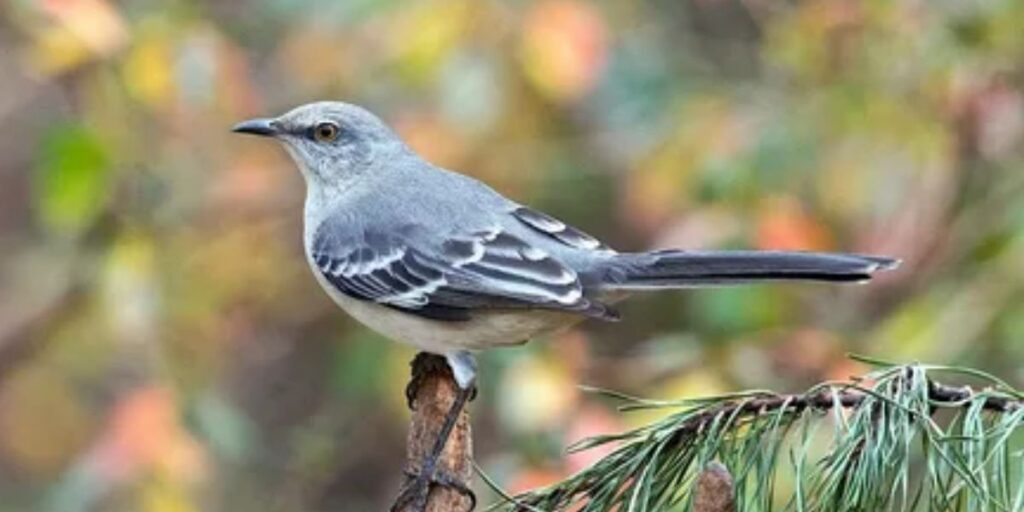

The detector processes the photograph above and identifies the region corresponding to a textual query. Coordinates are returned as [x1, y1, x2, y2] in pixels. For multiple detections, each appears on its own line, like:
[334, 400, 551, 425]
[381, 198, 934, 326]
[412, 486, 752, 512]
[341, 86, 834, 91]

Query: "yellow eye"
[313, 122, 339, 142]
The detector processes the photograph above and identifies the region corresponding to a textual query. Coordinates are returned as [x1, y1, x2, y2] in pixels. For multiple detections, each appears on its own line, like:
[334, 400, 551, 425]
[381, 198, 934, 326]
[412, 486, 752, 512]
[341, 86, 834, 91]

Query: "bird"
[233, 101, 898, 511]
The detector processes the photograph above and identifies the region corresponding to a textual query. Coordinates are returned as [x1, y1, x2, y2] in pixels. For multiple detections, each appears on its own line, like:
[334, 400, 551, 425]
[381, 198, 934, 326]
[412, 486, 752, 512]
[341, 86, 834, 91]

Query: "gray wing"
[310, 223, 617, 322]
[510, 206, 611, 252]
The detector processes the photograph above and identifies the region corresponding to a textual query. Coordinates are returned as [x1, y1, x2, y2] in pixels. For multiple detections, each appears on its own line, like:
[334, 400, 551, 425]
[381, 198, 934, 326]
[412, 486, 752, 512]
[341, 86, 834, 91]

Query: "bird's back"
[308, 158, 609, 268]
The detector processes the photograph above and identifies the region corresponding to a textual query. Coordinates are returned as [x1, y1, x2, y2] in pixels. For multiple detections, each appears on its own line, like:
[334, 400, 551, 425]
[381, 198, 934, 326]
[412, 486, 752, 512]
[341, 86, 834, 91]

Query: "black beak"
[232, 118, 279, 137]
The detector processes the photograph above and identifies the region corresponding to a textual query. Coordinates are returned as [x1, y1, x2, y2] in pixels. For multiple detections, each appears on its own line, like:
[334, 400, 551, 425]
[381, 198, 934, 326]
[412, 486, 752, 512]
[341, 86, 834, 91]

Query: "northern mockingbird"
[233, 101, 898, 510]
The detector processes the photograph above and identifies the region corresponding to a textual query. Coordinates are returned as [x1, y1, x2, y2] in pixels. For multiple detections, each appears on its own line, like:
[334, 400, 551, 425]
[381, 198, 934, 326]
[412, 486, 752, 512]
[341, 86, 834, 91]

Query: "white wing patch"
[331, 246, 405, 277]
[512, 207, 609, 251]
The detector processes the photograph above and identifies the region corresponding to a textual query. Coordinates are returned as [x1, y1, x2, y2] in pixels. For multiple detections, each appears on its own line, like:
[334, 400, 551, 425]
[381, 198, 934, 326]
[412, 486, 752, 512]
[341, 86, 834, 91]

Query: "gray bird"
[233, 101, 898, 510]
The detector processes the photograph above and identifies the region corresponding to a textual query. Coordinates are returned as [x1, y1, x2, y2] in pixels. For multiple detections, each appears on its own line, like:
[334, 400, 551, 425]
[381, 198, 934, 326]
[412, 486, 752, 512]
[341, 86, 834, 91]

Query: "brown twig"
[396, 354, 474, 512]
[669, 380, 1020, 442]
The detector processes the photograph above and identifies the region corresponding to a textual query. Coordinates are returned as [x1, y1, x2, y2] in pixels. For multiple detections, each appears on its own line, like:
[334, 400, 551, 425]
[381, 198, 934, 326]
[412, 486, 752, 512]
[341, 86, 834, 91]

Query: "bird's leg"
[392, 351, 477, 512]
[406, 351, 479, 409]
[393, 386, 475, 511]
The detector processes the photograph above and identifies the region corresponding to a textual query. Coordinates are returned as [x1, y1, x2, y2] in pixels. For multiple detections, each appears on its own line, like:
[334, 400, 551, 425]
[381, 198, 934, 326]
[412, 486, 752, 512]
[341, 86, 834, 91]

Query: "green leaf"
[33, 124, 111, 235]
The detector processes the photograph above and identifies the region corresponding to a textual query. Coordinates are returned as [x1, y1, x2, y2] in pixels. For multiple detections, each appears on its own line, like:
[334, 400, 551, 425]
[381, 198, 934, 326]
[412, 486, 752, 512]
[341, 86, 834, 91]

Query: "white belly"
[310, 266, 580, 354]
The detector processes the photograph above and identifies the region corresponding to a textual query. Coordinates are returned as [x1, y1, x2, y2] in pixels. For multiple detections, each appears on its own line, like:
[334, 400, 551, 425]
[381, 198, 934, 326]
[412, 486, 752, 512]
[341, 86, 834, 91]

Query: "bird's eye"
[312, 122, 340, 142]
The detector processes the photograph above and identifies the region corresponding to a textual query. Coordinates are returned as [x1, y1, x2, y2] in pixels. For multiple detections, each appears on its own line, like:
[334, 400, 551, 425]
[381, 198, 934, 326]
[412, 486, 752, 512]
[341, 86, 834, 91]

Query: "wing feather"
[512, 206, 611, 252]
[310, 223, 615, 322]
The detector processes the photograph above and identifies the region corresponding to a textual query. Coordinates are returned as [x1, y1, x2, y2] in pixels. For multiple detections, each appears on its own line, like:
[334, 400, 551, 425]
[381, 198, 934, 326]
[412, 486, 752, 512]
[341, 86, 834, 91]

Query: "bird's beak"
[232, 118, 279, 137]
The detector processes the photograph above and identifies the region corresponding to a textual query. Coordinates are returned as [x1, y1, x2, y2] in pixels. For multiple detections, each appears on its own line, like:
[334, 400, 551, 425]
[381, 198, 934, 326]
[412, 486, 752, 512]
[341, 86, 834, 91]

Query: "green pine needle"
[497, 363, 1023, 512]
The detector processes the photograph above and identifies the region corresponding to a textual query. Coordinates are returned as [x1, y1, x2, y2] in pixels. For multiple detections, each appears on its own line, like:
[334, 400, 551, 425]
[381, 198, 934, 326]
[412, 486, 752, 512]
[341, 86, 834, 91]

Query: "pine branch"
[498, 362, 1024, 512]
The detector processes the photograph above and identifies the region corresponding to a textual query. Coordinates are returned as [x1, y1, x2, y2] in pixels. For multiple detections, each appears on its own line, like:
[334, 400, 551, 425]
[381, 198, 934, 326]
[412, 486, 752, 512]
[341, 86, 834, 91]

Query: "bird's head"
[232, 101, 407, 186]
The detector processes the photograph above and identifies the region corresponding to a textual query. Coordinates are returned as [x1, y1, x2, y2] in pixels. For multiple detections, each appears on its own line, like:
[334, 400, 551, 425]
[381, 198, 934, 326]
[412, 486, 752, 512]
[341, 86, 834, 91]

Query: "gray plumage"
[233, 102, 899, 388]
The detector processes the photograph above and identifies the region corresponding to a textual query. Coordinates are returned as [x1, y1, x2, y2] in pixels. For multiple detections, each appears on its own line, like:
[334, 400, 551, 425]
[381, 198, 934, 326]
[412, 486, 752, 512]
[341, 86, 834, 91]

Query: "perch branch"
[395, 353, 474, 512]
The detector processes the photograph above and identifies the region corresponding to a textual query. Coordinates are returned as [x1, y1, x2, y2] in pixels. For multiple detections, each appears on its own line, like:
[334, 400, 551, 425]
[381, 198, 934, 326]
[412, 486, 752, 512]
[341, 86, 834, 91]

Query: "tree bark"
[397, 354, 474, 512]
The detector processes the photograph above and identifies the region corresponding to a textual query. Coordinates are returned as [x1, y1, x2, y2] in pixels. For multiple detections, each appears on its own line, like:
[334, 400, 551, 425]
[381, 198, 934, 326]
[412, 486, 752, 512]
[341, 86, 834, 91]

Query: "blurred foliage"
[34, 124, 112, 235]
[0, 1, 1021, 511]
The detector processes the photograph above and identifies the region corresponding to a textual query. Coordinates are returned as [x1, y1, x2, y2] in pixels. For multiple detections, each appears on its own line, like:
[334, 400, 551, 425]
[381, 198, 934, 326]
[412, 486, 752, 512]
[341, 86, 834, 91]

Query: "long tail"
[599, 250, 899, 289]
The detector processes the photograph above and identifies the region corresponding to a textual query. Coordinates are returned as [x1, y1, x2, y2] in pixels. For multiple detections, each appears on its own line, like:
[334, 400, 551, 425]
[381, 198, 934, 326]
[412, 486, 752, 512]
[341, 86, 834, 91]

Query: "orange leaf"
[521, 0, 608, 102]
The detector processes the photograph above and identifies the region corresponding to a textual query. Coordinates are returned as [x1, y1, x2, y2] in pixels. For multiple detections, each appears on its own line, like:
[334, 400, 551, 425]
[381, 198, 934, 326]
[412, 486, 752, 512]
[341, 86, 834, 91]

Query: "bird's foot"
[405, 352, 478, 409]
[390, 465, 476, 512]
[406, 352, 450, 409]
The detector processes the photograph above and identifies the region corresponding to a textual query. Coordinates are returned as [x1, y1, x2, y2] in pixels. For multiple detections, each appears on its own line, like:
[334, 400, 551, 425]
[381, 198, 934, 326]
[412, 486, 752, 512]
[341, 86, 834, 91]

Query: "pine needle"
[499, 363, 1023, 511]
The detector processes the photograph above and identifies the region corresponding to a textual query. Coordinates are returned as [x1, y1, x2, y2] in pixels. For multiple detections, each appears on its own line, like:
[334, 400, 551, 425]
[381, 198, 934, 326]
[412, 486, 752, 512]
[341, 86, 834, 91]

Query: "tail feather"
[600, 250, 899, 289]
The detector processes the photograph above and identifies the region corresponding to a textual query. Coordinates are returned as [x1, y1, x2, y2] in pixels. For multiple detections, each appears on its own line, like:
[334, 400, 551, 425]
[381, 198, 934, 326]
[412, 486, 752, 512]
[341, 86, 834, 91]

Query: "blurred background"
[0, 0, 1021, 510]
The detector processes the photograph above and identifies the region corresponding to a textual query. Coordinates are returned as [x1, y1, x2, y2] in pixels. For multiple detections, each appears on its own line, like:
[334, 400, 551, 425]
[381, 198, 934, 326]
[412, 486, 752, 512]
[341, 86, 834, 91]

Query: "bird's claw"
[406, 353, 447, 409]
[405, 376, 422, 410]
[390, 466, 476, 512]
[405, 353, 478, 409]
